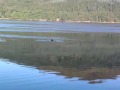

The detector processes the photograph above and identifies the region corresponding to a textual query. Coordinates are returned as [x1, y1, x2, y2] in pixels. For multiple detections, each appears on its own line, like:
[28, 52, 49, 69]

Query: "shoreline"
[0, 18, 120, 24]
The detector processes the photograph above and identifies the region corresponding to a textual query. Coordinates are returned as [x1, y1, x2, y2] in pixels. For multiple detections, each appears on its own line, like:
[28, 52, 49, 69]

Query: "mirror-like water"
[0, 20, 120, 90]
[1, 59, 120, 90]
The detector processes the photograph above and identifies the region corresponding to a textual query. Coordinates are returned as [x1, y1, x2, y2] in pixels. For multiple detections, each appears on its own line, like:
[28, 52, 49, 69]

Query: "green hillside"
[0, 0, 120, 22]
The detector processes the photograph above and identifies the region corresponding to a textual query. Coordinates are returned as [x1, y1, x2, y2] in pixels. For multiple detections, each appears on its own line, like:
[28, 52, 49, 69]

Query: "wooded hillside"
[0, 0, 120, 22]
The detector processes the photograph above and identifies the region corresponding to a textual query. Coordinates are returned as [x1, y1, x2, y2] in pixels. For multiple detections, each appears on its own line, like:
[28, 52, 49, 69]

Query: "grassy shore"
[0, 18, 120, 24]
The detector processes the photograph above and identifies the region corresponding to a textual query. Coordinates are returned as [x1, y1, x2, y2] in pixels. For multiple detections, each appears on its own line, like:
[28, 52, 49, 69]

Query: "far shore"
[0, 18, 120, 24]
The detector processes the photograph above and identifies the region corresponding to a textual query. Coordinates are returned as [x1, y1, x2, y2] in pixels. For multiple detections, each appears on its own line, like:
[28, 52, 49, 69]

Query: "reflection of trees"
[39, 66, 120, 84]
[0, 33, 120, 83]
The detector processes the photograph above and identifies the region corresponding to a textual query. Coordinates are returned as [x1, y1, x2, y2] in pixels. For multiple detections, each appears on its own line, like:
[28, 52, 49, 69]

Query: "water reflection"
[1, 21, 120, 90]
[0, 32, 120, 85]
[39, 66, 120, 84]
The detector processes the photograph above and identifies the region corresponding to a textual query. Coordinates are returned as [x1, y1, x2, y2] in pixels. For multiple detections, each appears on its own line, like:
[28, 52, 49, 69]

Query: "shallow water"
[0, 20, 120, 90]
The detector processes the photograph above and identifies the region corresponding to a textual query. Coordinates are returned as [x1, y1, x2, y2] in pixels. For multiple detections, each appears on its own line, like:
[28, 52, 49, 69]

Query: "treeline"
[0, 0, 120, 22]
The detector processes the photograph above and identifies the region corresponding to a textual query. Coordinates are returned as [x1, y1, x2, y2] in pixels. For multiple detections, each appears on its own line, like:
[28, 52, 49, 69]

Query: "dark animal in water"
[51, 39, 53, 42]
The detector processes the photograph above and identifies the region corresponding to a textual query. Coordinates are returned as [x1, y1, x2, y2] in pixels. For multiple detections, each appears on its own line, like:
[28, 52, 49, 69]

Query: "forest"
[0, 0, 120, 22]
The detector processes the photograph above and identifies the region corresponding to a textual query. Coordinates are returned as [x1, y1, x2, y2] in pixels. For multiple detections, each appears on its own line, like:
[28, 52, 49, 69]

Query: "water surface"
[0, 20, 120, 90]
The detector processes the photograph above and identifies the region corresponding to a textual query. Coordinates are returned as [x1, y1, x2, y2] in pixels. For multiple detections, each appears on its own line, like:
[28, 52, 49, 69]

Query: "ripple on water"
[0, 38, 6, 42]
[36, 39, 64, 42]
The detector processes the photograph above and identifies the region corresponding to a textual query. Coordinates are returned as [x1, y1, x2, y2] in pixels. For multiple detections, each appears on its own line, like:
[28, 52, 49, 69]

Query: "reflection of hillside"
[39, 66, 120, 84]
[0, 33, 120, 83]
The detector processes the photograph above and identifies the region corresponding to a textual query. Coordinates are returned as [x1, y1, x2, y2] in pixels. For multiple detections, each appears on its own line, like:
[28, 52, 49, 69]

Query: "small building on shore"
[56, 18, 60, 22]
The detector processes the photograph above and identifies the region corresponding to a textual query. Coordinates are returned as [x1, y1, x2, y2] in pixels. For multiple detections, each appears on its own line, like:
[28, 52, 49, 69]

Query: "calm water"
[0, 20, 120, 90]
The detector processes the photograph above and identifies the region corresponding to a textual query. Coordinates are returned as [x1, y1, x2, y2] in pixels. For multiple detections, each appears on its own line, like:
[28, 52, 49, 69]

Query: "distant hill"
[0, 0, 120, 22]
